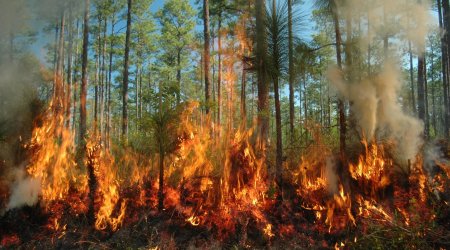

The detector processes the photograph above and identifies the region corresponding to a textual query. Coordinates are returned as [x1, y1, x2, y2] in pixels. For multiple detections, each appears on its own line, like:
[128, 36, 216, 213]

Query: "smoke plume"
[328, 0, 432, 163]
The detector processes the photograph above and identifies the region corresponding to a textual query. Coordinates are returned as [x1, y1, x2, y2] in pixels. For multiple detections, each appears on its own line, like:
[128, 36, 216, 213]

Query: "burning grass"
[0, 102, 449, 249]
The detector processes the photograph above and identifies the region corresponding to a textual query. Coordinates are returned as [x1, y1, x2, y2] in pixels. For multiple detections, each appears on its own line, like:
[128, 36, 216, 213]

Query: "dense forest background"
[0, 0, 449, 248]
[1, 0, 448, 157]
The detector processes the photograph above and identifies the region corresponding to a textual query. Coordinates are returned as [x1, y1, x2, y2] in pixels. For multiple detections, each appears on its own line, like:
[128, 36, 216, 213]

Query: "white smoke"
[327, 0, 432, 163]
[6, 169, 41, 211]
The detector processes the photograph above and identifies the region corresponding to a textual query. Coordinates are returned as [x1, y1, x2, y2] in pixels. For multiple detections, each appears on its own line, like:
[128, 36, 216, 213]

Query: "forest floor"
[1, 182, 449, 250]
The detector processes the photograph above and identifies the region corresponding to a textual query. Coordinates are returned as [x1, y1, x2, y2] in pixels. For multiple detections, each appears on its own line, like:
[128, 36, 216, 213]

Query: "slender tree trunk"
[122, 0, 132, 142]
[288, 0, 295, 139]
[55, 10, 65, 117]
[139, 67, 143, 119]
[409, 40, 416, 114]
[425, 57, 429, 138]
[256, 0, 269, 145]
[100, 18, 107, 140]
[53, 23, 59, 92]
[441, 0, 450, 138]
[271, 0, 283, 202]
[106, 15, 115, 147]
[204, 0, 211, 114]
[177, 50, 181, 104]
[79, 0, 91, 225]
[66, 5, 73, 128]
[158, 82, 164, 211]
[418, 56, 426, 136]
[332, 9, 346, 157]
[217, 14, 222, 127]
[431, 45, 437, 135]
[136, 67, 139, 127]
[241, 62, 247, 128]
[94, 25, 100, 133]
[72, 18, 80, 134]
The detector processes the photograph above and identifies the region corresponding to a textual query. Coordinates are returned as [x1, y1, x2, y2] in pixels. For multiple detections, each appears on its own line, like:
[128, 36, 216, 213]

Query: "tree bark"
[177, 49, 181, 104]
[241, 61, 246, 128]
[66, 5, 73, 129]
[106, 14, 115, 147]
[288, 0, 295, 139]
[332, 7, 346, 157]
[441, 0, 450, 138]
[418, 56, 426, 137]
[79, 0, 91, 225]
[55, 10, 65, 117]
[122, 0, 132, 142]
[204, 0, 211, 114]
[409, 40, 416, 114]
[217, 14, 222, 127]
[256, 0, 269, 146]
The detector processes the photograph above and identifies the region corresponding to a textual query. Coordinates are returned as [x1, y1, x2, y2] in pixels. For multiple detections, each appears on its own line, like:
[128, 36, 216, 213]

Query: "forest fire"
[1, 0, 449, 248]
[1, 95, 447, 248]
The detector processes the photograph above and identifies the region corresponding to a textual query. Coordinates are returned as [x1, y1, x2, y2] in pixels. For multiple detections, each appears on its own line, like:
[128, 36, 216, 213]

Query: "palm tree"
[266, 0, 291, 202]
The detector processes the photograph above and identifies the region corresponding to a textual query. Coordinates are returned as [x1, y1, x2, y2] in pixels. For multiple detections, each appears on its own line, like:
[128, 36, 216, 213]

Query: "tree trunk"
[288, 0, 295, 139]
[418, 56, 426, 136]
[177, 50, 181, 104]
[158, 83, 164, 211]
[94, 27, 100, 133]
[217, 14, 222, 127]
[271, 0, 283, 202]
[72, 18, 80, 134]
[100, 17, 107, 140]
[53, 23, 59, 92]
[106, 15, 115, 147]
[66, 5, 73, 128]
[332, 8, 346, 157]
[441, 0, 450, 138]
[409, 40, 416, 114]
[431, 44, 437, 136]
[122, 0, 132, 142]
[256, 0, 269, 146]
[241, 61, 246, 128]
[204, 0, 211, 114]
[79, 0, 91, 225]
[55, 10, 65, 117]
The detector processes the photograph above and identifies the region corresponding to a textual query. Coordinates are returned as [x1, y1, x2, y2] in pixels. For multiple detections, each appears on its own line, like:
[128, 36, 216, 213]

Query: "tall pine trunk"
[66, 5, 73, 128]
[288, 0, 295, 139]
[271, 0, 283, 203]
[332, 6, 346, 158]
[440, 0, 450, 138]
[256, 0, 269, 146]
[217, 14, 222, 127]
[79, 0, 91, 225]
[176, 50, 181, 104]
[418, 56, 427, 137]
[204, 0, 211, 115]
[55, 10, 65, 117]
[122, 0, 132, 142]
[106, 14, 115, 147]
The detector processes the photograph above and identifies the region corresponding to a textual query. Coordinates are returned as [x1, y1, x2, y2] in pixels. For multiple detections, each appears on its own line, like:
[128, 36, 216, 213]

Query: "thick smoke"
[5, 169, 42, 211]
[0, 0, 81, 211]
[328, 0, 431, 164]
